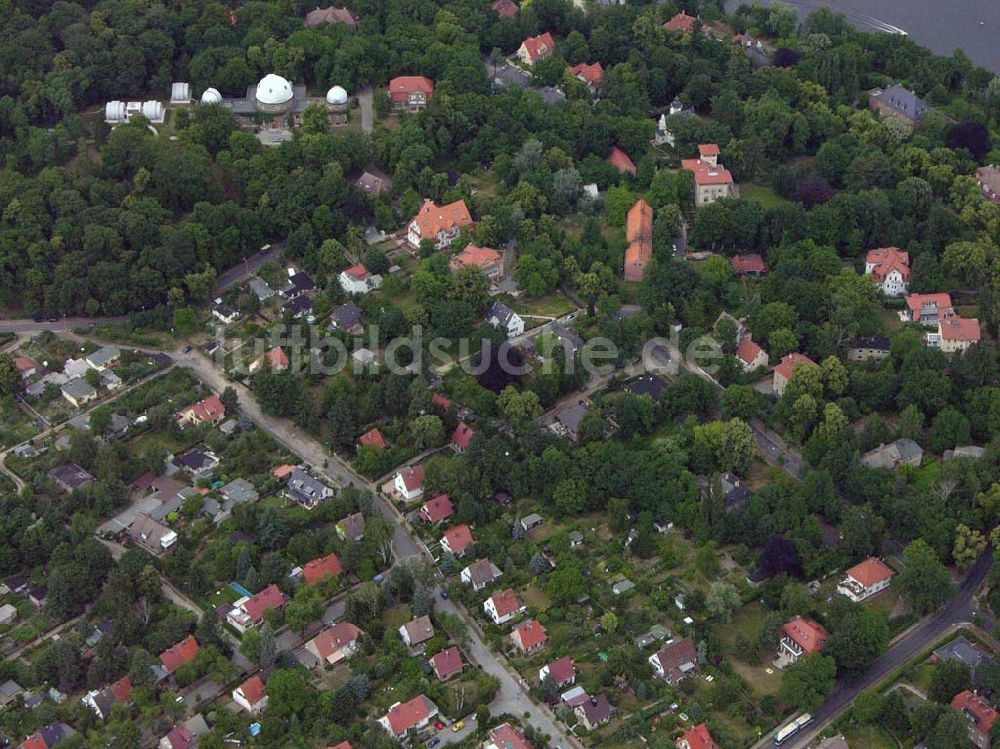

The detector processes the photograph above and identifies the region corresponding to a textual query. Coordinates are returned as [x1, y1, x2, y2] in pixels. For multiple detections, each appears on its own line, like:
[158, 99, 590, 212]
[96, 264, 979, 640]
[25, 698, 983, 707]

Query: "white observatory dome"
[200, 87, 222, 105]
[326, 85, 348, 105]
[255, 73, 294, 106]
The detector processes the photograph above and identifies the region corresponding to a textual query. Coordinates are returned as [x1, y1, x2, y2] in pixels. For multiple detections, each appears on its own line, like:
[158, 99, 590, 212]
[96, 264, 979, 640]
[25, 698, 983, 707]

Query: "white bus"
[773, 713, 813, 745]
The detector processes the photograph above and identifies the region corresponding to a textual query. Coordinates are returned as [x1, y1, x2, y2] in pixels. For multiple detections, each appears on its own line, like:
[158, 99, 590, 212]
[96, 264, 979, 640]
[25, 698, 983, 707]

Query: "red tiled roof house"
[227, 583, 287, 633]
[951, 690, 997, 749]
[538, 655, 576, 688]
[607, 146, 636, 176]
[302, 552, 342, 585]
[682, 144, 735, 207]
[306, 622, 364, 665]
[159, 635, 199, 675]
[677, 723, 719, 749]
[175, 395, 225, 428]
[516, 32, 555, 65]
[511, 619, 547, 653]
[418, 494, 454, 524]
[407, 199, 473, 250]
[484, 587, 526, 625]
[450, 245, 504, 281]
[379, 694, 439, 738]
[430, 645, 464, 680]
[393, 464, 425, 502]
[772, 352, 818, 398]
[837, 557, 895, 603]
[779, 616, 829, 663]
[389, 76, 434, 112]
[865, 246, 910, 297]
[649, 637, 698, 685]
[232, 675, 267, 713]
[441, 524, 474, 557]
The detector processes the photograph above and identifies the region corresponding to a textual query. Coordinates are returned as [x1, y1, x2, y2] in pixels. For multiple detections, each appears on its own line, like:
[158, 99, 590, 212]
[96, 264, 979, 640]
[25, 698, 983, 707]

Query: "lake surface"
[727, 0, 1000, 73]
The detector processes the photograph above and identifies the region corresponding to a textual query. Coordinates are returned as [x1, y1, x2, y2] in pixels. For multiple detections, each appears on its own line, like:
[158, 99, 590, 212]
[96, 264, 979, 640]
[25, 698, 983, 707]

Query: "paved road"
[172, 347, 420, 560]
[213, 244, 283, 296]
[435, 589, 578, 749]
[358, 86, 374, 133]
[769, 549, 993, 748]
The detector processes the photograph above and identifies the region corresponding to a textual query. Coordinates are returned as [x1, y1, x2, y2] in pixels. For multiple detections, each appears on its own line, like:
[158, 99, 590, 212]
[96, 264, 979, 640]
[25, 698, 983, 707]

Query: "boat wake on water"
[774, 0, 908, 34]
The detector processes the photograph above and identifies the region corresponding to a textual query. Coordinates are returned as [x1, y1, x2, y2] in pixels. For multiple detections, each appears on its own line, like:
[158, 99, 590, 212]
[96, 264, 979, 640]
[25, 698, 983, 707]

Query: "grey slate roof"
[871, 84, 929, 120]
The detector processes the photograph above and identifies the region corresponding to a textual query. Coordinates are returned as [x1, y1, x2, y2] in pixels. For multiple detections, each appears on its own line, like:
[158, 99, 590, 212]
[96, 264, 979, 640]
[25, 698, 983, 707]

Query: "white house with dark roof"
[486, 301, 524, 337]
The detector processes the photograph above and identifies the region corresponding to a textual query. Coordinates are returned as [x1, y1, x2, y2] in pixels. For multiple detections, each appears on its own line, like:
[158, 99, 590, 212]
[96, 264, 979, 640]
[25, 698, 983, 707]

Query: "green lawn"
[512, 294, 577, 319]
[840, 725, 898, 749]
[741, 183, 790, 209]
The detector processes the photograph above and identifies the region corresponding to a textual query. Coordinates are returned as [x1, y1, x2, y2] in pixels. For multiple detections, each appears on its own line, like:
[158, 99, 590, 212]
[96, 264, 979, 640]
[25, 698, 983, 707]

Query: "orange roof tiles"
[159, 635, 200, 674]
[845, 557, 895, 587]
[411, 199, 473, 240]
[607, 146, 636, 175]
[681, 158, 734, 186]
[442, 524, 474, 554]
[570, 62, 604, 86]
[303, 553, 343, 585]
[519, 32, 555, 64]
[664, 12, 697, 33]
[866, 246, 910, 283]
[359, 428, 386, 449]
[735, 338, 764, 366]
[389, 76, 434, 103]
[940, 316, 981, 342]
[782, 616, 828, 655]
[774, 353, 817, 383]
[624, 199, 653, 282]
[237, 675, 265, 706]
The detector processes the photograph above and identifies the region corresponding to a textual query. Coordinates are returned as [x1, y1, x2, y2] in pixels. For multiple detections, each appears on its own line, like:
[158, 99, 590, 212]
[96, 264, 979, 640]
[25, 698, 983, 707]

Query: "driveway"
[358, 86, 373, 133]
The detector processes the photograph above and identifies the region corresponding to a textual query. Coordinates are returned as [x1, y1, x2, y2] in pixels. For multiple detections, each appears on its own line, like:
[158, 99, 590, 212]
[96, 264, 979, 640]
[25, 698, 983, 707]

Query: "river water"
[727, 0, 1000, 74]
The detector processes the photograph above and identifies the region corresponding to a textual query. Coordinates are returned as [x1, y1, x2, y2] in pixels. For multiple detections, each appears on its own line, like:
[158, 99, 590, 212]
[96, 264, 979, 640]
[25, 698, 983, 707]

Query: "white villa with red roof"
[232, 675, 267, 713]
[933, 315, 982, 354]
[516, 32, 555, 65]
[450, 244, 503, 281]
[735, 338, 767, 372]
[512, 620, 547, 653]
[779, 616, 829, 664]
[484, 723, 533, 749]
[388, 76, 434, 112]
[394, 464, 425, 502]
[418, 494, 454, 524]
[175, 395, 225, 428]
[227, 584, 287, 633]
[407, 199, 473, 249]
[539, 655, 576, 688]
[379, 694, 439, 738]
[339, 264, 382, 294]
[837, 557, 895, 602]
[484, 588, 525, 625]
[772, 352, 818, 397]
[441, 524, 475, 557]
[682, 145, 735, 206]
[865, 246, 910, 297]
